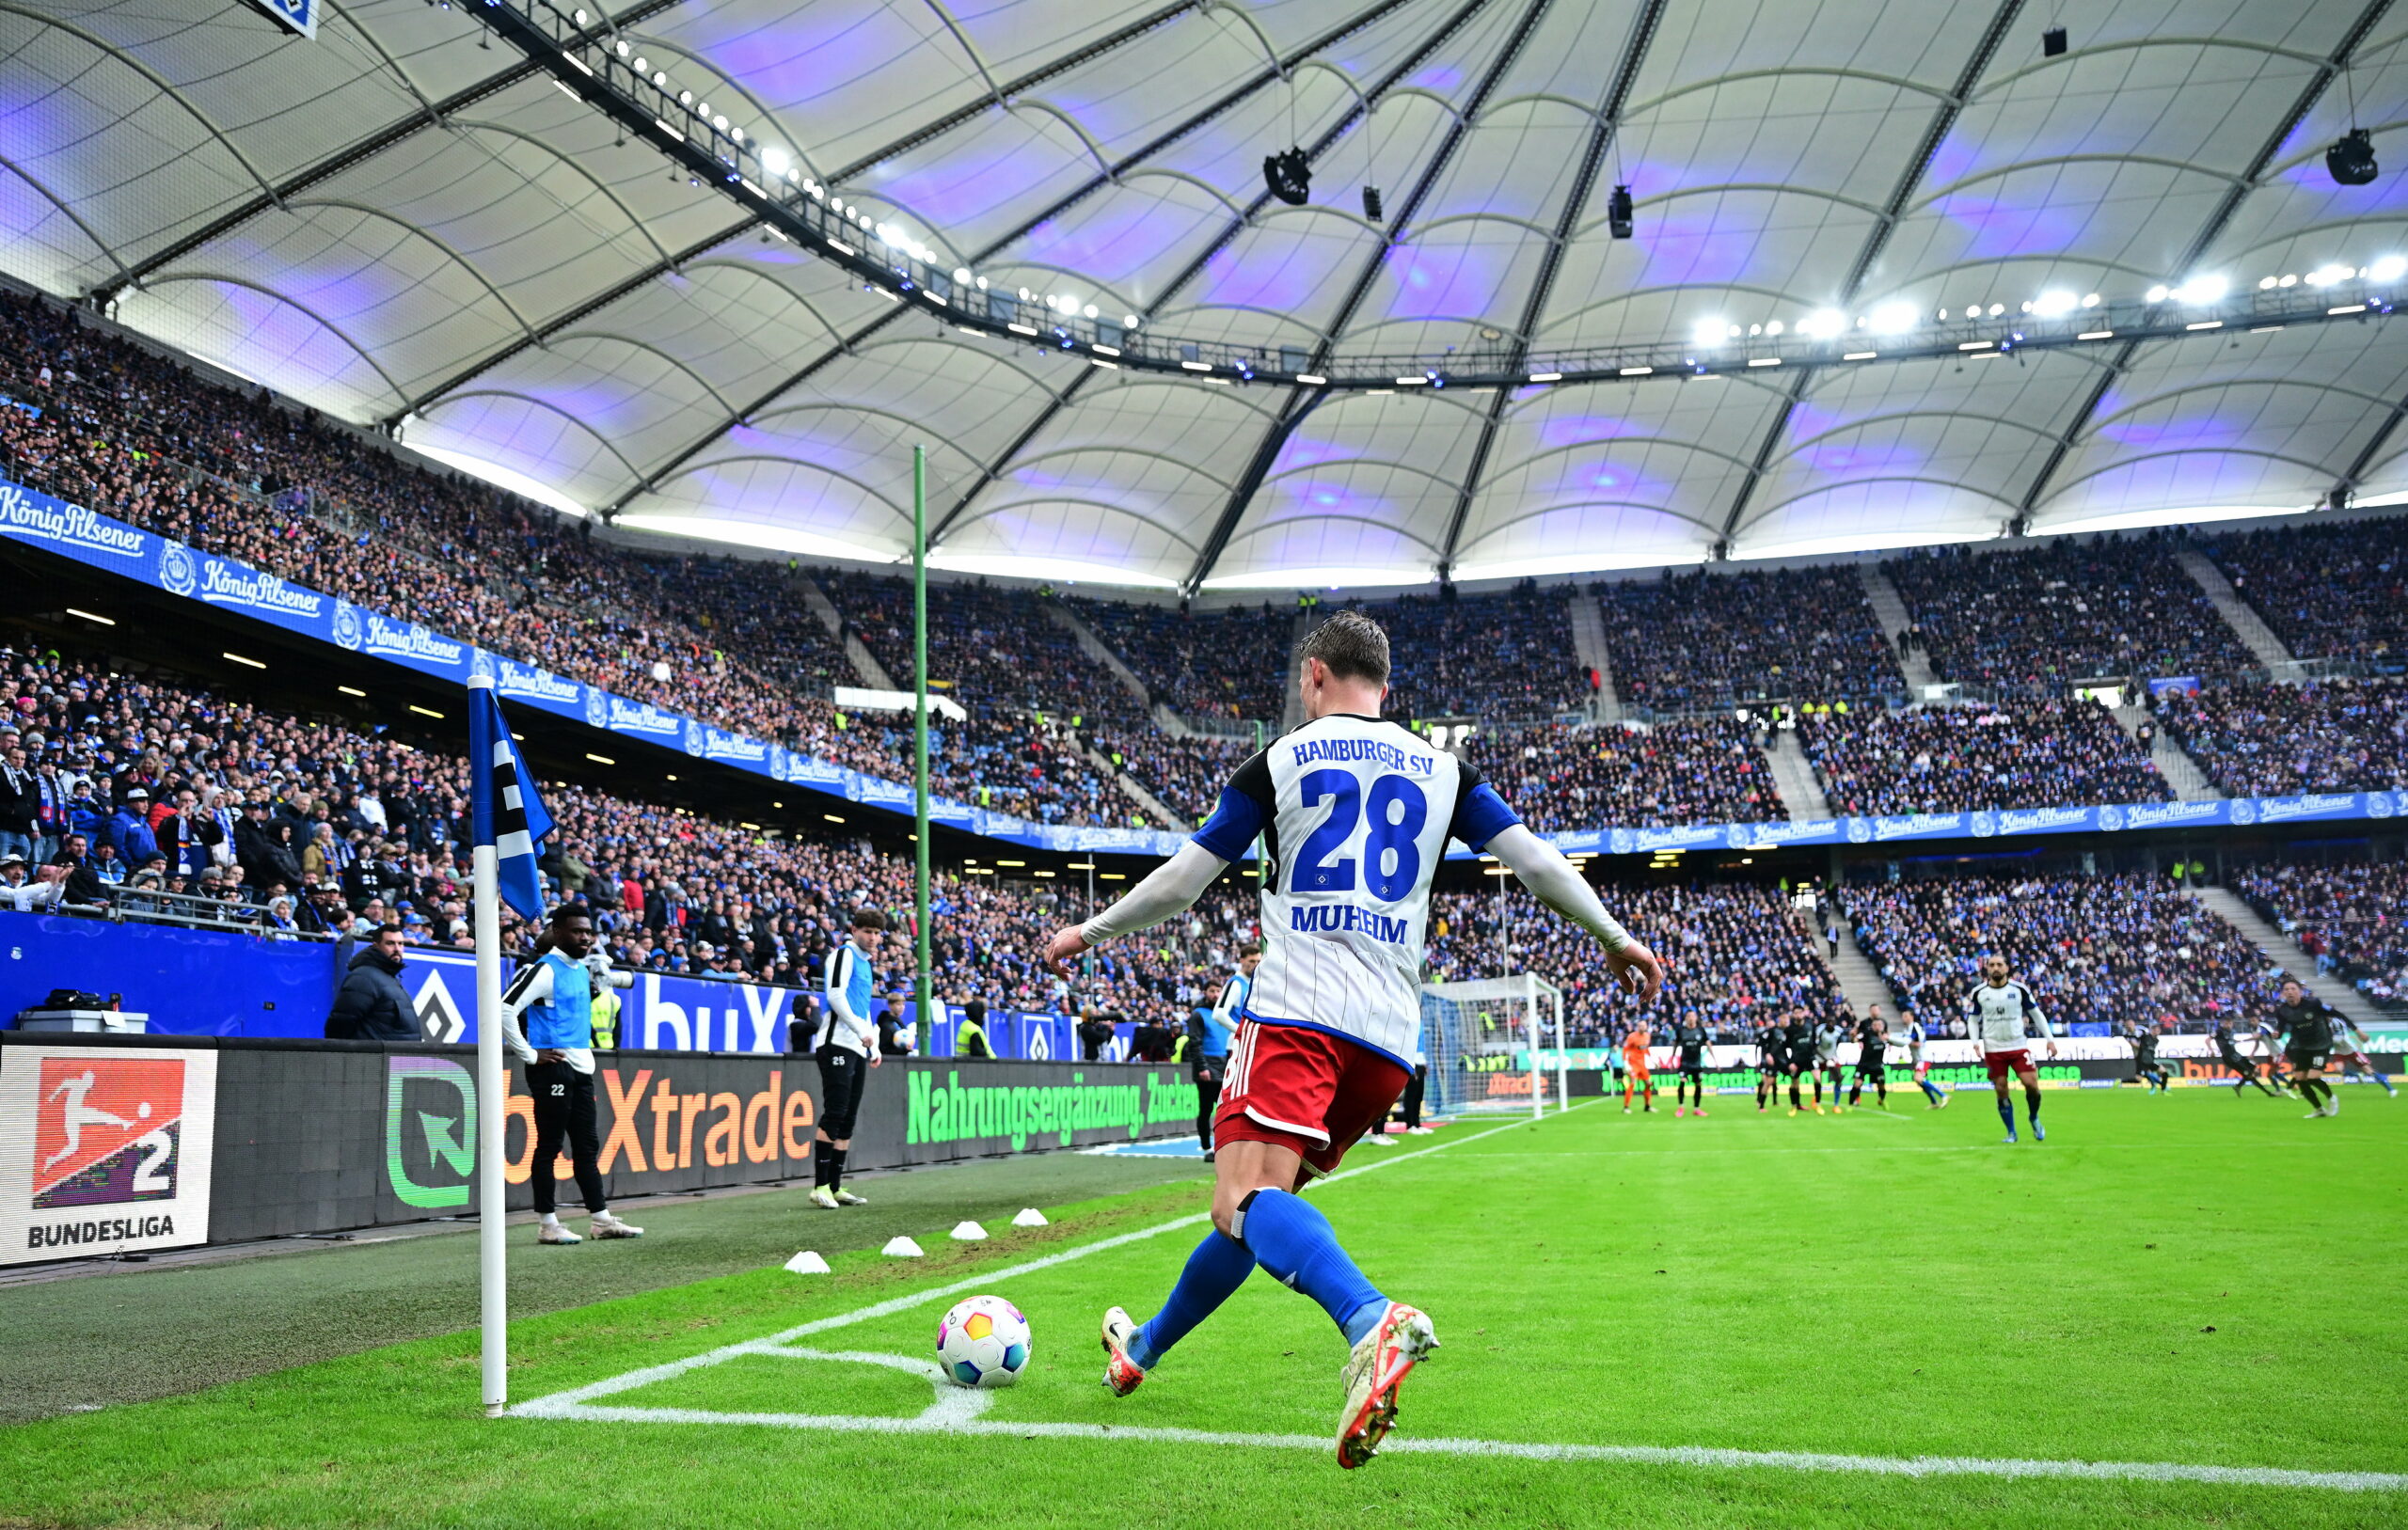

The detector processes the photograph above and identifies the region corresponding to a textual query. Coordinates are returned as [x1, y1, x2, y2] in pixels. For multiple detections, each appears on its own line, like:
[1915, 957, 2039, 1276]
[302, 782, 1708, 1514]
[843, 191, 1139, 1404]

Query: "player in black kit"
[1755, 1017, 1786, 1112]
[1783, 1011, 1819, 1115]
[1846, 1012, 1889, 1109]
[1671, 1011, 1709, 1117]
[2272, 978, 2341, 1118]
[2212, 1021, 2281, 1097]
[2122, 1018, 2169, 1094]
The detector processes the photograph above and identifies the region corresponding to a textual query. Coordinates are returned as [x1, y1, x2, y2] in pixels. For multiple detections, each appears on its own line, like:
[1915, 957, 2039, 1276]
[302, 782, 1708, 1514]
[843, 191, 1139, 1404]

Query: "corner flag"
[467, 676, 553, 920]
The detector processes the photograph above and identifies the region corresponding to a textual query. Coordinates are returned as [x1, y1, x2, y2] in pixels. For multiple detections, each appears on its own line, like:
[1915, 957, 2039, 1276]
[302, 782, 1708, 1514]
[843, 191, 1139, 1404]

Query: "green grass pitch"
[0, 1087, 2400, 1528]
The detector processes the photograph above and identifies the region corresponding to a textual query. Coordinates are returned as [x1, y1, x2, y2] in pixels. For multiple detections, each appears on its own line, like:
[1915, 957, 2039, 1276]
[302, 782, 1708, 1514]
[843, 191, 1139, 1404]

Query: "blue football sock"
[1130, 1230, 1256, 1369]
[1235, 1188, 1387, 1345]
[1996, 1098, 2016, 1135]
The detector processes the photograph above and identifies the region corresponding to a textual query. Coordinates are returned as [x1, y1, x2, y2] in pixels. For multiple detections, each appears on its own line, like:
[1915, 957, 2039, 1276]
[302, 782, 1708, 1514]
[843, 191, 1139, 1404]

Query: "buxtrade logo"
[32, 1057, 183, 1209]
[332, 600, 365, 651]
[156, 540, 199, 597]
[386, 1057, 476, 1209]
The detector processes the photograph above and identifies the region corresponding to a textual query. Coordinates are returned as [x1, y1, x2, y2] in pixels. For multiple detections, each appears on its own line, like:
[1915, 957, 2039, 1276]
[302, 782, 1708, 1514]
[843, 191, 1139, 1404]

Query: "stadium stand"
[2228, 860, 2408, 1008]
[1884, 534, 2255, 691]
[0, 633, 1241, 1017]
[2155, 678, 2408, 797]
[1838, 873, 2285, 1033]
[1069, 597, 1294, 724]
[1339, 584, 1589, 721]
[1797, 700, 2169, 815]
[1085, 728, 1252, 827]
[1463, 720, 1784, 830]
[1597, 565, 1905, 710]
[2204, 518, 2408, 667]
[1426, 882, 1851, 1044]
[819, 570, 1143, 725]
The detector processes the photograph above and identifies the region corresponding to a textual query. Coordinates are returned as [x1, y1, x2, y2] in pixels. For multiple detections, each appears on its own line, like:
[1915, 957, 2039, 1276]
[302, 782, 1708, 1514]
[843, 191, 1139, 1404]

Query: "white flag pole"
[469, 675, 508, 1418]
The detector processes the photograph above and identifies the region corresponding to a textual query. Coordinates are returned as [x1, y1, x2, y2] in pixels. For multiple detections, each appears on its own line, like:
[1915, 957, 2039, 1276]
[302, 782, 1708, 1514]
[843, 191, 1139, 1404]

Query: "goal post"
[1418, 974, 1567, 1118]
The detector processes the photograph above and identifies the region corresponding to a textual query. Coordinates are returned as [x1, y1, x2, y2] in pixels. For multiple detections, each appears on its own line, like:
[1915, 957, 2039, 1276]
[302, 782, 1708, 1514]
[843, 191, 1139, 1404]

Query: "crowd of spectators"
[0, 634, 1246, 1023]
[1427, 881, 1850, 1043]
[2229, 860, 2408, 1007]
[822, 570, 1142, 727]
[1464, 719, 1783, 829]
[1838, 872, 2287, 1033]
[1798, 700, 2168, 815]
[1340, 583, 1589, 720]
[1598, 565, 1904, 710]
[1884, 533, 2253, 691]
[1070, 597, 1294, 724]
[2156, 678, 2408, 798]
[1085, 729, 1252, 826]
[2205, 518, 2408, 666]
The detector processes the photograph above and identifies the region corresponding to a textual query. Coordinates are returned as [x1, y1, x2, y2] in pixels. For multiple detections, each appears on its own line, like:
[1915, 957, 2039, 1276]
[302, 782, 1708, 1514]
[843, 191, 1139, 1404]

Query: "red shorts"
[1214, 1019, 1409, 1181]
[1984, 1049, 2034, 1082]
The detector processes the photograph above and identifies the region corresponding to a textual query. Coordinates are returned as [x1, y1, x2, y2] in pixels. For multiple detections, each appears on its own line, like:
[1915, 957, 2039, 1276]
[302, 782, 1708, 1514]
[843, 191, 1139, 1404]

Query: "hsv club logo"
[31, 1056, 183, 1208]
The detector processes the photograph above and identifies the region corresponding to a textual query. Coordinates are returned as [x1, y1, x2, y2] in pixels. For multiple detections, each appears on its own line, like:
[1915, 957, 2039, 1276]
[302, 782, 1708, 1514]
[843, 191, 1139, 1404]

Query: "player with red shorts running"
[1962, 954, 2056, 1144]
[1046, 612, 1662, 1468]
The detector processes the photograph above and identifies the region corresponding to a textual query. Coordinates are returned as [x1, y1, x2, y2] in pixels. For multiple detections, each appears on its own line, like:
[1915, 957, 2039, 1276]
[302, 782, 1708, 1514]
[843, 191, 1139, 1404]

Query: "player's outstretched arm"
[1042, 842, 1230, 975]
[1483, 824, 1663, 1002]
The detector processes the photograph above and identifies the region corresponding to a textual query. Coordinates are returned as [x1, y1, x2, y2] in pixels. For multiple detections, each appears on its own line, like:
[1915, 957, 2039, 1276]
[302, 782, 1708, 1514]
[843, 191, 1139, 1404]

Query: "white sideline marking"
[511, 1107, 1563, 1415]
[509, 1100, 2400, 1493]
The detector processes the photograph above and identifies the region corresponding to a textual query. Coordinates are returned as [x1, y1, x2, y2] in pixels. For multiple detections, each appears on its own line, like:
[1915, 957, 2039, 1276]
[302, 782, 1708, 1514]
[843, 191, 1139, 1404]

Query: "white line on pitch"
[521, 1403, 2406, 1493]
[510, 1106, 1576, 1415]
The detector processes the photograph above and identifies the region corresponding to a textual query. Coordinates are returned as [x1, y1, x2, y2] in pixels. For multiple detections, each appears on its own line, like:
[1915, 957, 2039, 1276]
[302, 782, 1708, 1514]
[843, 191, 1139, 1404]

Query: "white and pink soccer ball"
[936, 1294, 1031, 1388]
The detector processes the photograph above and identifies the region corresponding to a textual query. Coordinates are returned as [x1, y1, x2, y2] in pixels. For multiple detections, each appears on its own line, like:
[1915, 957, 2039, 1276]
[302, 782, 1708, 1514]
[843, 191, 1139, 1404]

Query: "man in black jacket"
[326, 925, 420, 1041]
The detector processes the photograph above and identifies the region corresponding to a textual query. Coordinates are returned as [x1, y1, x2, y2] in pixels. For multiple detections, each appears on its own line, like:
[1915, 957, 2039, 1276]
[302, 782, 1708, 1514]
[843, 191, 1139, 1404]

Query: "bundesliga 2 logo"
[31, 1056, 183, 1209]
[156, 541, 198, 598]
[331, 601, 364, 652]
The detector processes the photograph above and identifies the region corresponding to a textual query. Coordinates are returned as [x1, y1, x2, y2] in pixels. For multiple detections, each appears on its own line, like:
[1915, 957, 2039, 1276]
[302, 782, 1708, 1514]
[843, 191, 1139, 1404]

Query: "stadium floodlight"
[1797, 309, 1846, 339]
[2371, 255, 2407, 282]
[1764, 320, 1785, 336]
[2031, 290, 2079, 318]
[761, 146, 789, 178]
[1868, 301, 1919, 333]
[1691, 317, 1730, 348]
[2171, 274, 2226, 305]
[2145, 284, 2169, 302]
[1122, 313, 1140, 327]
[2328, 128, 2378, 185]
[1084, 304, 1100, 319]
[2305, 264, 2351, 287]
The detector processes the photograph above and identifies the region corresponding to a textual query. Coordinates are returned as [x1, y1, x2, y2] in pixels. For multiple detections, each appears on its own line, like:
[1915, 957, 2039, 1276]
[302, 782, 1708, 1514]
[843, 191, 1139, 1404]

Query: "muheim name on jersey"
[1289, 903, 1411, 943]
[1289, 736, 1437, 776]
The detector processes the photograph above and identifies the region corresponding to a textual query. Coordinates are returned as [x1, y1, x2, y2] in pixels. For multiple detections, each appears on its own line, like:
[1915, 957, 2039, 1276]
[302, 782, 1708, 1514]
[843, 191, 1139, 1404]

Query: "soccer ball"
[935, 1294, 1031, 1388]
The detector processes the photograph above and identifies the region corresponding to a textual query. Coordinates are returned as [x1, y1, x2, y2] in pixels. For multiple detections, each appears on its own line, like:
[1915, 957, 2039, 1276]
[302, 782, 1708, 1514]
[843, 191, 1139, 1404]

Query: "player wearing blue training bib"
[1043, 610, 1665, 1470]
[500, 907, 642, 1245]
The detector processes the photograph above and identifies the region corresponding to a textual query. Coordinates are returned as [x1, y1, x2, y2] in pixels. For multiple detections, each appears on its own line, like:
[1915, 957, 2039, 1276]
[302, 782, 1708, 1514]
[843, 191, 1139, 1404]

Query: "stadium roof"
[7, 0, 2408, 590]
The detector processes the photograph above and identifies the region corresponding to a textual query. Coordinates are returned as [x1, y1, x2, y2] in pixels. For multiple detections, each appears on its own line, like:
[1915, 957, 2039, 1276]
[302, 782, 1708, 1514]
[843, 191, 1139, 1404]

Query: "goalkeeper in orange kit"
[1620, 1021, 1655, 1113]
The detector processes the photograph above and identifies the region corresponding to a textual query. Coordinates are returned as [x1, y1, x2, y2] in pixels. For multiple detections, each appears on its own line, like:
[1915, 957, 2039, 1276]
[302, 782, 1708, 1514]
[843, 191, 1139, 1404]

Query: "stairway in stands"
[796, 572, 895, 688]
[2189, 887, 2381, 1024]
[1802, 893, 1900, 1019]
[1569, 591, 1623, 722]
[2108, 704, 2224, 801]
[1857, 563, 1942, 694]
[1764, 729, 1834, 819]
[2174, 547, 2296, 671]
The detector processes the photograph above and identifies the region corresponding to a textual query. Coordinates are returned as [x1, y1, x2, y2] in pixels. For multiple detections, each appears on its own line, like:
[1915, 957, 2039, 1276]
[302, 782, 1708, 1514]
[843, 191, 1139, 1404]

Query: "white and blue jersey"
[1193, 712, 1519, 1067]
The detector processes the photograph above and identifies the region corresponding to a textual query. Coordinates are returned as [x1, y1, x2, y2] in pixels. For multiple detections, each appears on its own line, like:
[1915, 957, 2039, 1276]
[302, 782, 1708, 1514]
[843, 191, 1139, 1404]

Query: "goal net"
[1418, 974, 1567, 1118]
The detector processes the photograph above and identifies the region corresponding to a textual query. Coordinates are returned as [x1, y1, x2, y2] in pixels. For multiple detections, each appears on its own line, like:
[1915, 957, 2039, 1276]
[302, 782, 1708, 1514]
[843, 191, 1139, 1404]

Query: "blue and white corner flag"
[467, 676, 553, 920]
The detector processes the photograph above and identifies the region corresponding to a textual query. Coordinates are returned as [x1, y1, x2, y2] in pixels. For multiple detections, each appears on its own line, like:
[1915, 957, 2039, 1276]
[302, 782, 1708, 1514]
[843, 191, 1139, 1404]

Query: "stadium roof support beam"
[925, 0, 1473, 544]
[619, 0, 1429, 517]
[388, 1, 1202, 432]
[84, 2, 678, 308]
[1715, 0, 2025, 550]
[2015, 0, 2396, 526]
[1437, 0, 1668, 576]
[1187, 0, 1559, 592]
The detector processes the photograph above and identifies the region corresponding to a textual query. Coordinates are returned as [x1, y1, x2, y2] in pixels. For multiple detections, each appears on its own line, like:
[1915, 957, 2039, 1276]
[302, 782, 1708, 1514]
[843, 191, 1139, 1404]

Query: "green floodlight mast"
[486, 0, 2402, 391]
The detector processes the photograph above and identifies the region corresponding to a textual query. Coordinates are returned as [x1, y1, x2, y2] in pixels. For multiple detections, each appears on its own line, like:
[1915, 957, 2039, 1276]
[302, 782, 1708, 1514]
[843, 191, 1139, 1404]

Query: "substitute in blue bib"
[499, 907, 642, 1245]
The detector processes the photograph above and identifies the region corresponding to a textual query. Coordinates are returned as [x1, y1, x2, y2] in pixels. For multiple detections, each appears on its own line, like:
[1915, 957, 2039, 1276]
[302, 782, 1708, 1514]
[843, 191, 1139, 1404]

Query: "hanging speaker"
[1608, 183, 1635, 239]
[1362, 185, 1384, 223]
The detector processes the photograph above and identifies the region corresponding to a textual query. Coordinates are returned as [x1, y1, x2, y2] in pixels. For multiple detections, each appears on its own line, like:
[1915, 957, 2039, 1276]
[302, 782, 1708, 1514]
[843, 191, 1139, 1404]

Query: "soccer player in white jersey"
[1963, 954, 2056, 1144]
[1043, 612, 1663, 1468]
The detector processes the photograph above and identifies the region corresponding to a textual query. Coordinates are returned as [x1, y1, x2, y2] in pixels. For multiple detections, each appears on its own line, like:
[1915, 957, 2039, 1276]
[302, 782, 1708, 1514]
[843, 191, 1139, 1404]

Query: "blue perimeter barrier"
[4, 473, 2399, 856]
[1, 912, 1134, 1061]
